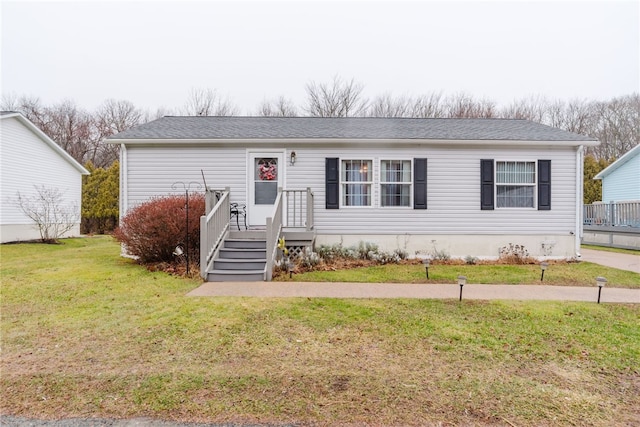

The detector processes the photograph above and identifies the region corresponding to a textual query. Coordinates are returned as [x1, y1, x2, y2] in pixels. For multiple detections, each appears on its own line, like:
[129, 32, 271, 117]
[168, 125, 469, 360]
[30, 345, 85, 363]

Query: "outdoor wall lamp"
[457, 275, 467, 301]
[290, 150, 297, 166]
[596, 276, 607, 303]
[540, 262, 549, 282]
[423, 258, 431, 279]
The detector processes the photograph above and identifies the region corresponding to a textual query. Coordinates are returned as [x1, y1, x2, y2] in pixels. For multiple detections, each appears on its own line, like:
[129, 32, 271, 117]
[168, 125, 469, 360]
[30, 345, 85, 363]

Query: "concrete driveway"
[580, 248, 640, 273]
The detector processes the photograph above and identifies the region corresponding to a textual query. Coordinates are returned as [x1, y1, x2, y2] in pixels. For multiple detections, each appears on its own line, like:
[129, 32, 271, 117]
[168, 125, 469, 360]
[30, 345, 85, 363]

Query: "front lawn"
[1, 236, 639, 426]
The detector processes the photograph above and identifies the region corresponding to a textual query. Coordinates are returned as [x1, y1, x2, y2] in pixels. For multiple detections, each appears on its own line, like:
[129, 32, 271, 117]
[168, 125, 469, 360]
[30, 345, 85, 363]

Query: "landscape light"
[540, 262, 549, 282]
[423, 258, 431, 279]
[596, 276, 607, 304]
[457, 275, 467, 301]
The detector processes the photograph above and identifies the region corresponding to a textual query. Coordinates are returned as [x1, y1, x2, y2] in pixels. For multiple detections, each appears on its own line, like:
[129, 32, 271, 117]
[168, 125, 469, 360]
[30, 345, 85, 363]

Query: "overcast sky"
[1, 0, 639, 114]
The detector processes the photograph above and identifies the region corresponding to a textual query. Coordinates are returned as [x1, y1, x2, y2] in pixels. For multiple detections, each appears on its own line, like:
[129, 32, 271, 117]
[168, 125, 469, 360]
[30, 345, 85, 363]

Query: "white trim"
[107, 138, 600, 147]
[1, 113, 89, 175]
[120, 144, 128, 217]
[494, 159, 538, 209]
[379, 158, 413, 208]
[576, 146, 584, 256]
[340, 158, 374, 208]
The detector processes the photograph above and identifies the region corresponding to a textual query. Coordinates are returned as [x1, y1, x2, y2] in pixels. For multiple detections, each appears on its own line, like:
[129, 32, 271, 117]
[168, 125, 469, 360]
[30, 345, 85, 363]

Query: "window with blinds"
[496, 161, 536, 208]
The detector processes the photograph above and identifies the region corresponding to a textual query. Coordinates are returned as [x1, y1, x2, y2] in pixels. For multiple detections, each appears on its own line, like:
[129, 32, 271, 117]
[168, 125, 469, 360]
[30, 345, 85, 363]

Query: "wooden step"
[213, 258, 267, 270]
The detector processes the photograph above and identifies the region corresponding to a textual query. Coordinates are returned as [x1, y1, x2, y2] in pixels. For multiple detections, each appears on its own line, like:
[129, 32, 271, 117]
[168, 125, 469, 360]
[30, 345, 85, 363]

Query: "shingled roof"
[108, 116, 598, 142]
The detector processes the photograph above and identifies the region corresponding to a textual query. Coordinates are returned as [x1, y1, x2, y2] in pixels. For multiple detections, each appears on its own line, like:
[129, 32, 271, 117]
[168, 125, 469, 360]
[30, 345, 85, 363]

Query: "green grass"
[1, 236, 639, 426]
[276, 261, 640, 288]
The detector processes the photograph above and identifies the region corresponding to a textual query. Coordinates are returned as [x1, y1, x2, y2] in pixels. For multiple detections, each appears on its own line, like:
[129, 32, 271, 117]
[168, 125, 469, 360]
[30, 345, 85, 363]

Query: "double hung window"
[496, 161, 536, 208]
[341, 160, 372, 206]
[380, 160, 411, 207]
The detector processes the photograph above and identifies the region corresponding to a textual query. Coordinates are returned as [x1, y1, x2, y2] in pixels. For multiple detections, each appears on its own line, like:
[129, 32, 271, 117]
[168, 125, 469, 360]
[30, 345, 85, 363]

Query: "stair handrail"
[265, 188, 284, 281]
[200, 188, 230, 279]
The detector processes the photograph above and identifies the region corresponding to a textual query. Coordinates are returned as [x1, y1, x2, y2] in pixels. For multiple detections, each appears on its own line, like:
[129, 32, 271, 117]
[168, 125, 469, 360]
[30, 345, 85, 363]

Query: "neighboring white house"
[594, 144, 640, 202]
[108, 116, 599, 263]
[1, 112, 89, 243]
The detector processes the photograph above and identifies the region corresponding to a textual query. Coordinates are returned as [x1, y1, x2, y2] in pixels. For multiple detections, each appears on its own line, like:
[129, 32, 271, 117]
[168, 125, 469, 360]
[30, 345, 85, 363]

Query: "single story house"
[1, 111, 89, 243]
[107, 116, 598, 281]
[594, 144, 640, 203]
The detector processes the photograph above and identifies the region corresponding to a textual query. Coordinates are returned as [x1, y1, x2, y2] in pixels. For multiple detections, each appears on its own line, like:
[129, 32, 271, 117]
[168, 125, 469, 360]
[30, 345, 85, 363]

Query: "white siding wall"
[124, 145, 248, 212]
[1, 117, 84, 242]
[123, 143, 580, 257]
[602, 153, 640, 202]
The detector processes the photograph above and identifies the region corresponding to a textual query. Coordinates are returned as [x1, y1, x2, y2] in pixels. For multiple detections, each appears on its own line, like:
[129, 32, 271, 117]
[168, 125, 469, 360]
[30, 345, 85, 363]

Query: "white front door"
[248, 151, 285, 227]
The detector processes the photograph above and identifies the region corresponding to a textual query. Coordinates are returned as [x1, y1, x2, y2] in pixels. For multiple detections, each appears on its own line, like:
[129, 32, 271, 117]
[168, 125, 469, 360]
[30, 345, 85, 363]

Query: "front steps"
[206, 231, 267, 282]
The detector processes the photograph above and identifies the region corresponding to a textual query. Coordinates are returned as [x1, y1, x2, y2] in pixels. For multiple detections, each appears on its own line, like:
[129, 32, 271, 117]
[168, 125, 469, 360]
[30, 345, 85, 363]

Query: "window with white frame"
[341, 159, 372, 206]
[496, 161, 536, 208]
[380, 160, 412, 207]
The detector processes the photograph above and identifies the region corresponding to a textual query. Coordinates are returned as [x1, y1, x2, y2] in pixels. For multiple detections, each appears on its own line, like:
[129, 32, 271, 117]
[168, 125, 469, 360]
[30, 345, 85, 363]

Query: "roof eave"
[106, 138, 599, 147]
[594, 143, 640, 179]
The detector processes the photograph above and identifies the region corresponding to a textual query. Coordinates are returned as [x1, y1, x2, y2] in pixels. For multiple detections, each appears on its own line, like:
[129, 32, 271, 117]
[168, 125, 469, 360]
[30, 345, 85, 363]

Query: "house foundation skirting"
[1, 223, 81, 244]
[314, 234, 578, 260]
[582, 226, 640, 250]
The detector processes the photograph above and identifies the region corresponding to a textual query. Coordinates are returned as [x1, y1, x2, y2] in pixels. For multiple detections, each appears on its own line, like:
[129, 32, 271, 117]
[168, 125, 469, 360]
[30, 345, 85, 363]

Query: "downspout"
[575, 145, 584, 257]
[120, 144, 128, 219]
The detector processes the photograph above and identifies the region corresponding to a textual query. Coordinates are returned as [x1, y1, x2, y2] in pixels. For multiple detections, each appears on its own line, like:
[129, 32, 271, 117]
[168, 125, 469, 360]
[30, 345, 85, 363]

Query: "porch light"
[457, 275, 467, 301]
[423, 258, 430, 279]
[596, 276, 607, 304]
[540, 262, 549, 282]
[290, 151, 297, 166]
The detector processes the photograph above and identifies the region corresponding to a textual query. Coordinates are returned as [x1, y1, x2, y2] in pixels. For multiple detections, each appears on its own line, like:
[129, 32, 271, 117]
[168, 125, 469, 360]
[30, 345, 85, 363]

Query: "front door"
[248, 151, 285, 227]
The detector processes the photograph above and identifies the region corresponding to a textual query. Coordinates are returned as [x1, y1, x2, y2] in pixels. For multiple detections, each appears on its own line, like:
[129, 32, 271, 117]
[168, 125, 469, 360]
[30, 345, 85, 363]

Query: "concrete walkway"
[579, 248, 640, 273]
[188, 281, 640, 303]
[188, 248, 639, 303]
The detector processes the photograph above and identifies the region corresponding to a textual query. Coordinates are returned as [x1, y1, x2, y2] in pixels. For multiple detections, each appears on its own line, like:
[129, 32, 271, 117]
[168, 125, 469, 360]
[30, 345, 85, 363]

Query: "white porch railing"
[265, 189, 284, 281]
[199, 188, 230, 279]
[584, 201, 640, 228]
[283, 187, 314, 230]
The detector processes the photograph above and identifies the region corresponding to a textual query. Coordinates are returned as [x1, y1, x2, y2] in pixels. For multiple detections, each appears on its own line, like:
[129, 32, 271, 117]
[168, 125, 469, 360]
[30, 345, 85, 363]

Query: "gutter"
[105, 138, 600, 147]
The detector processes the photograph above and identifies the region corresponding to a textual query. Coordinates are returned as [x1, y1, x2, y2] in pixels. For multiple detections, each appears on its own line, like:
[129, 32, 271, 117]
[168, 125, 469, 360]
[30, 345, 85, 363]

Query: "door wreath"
[258, 159, 277, 181]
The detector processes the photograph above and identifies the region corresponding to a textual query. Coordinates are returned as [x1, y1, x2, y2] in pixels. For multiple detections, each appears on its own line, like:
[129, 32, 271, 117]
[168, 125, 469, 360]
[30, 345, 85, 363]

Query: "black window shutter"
[480, 159, 494, 210]
[414, 158, 427, 209]
[538, 160, 551, 210]
[325, 158, 339, 209]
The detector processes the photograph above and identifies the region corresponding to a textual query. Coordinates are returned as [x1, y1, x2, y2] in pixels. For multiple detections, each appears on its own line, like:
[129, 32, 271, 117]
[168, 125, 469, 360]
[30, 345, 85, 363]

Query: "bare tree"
[257, 96, 298, 116]
[367, 93, 412, 117]
[42, 99, 97, 164]
[500, 95, 550, 123]
[410, 92, 446, 118]
[182, 88, 239, 116]
[445, 93, 496, 118]
[305, 76, 367, 117]
[91, 99, 144, 166]
[15, 185, 80, 243]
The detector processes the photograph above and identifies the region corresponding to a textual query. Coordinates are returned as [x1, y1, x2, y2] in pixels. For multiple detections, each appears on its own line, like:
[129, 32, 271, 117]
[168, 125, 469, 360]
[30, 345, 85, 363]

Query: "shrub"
[113, 194, 205, 264]
[499, 243, 533, 264]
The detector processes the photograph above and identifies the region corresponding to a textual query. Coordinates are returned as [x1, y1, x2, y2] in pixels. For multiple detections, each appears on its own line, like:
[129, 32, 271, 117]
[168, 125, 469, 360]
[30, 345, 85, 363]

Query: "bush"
[113, 194, 205, 264]
[499, 243, 534, 264]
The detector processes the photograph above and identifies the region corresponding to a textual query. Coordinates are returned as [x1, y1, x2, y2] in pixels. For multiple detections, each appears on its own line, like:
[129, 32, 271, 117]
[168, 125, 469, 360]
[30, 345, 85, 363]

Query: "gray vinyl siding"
[293, 145, 576, 235]
[1, 117, 83, 226]
[123, 143, 578, 235]
[124, 145, 248, 211]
